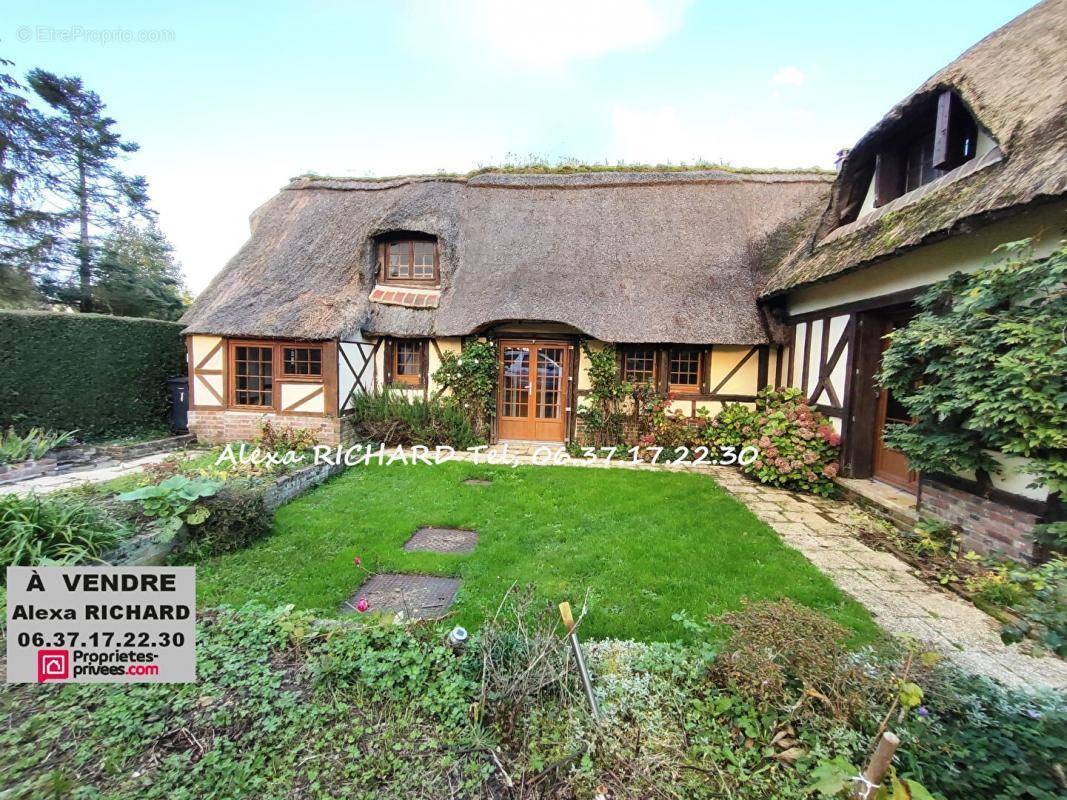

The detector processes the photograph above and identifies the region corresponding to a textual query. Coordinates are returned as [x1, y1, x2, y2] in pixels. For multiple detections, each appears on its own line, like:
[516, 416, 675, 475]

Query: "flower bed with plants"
[578, 351, 842, 497]
[1, 593, 1063, 799]
[856, 514, 1067, 659]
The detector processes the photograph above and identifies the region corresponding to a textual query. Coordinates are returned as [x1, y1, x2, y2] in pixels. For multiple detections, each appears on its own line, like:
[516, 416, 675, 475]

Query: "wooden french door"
[872, 319, 917, 490]
[497, 340, 570, 442]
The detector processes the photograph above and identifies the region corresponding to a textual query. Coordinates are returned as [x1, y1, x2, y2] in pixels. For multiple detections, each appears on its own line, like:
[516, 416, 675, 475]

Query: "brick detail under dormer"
[369, 284, 441, 308]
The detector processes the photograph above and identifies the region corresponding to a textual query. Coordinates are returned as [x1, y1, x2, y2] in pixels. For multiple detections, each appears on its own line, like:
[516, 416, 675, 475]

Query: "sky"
[2, 0, 1037, 293]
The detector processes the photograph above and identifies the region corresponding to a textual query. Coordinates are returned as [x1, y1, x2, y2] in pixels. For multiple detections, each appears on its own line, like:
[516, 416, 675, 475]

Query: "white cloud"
[408, 0, 693, 72]
[607, 102, 836, 170]
[770, 66, 806, 87]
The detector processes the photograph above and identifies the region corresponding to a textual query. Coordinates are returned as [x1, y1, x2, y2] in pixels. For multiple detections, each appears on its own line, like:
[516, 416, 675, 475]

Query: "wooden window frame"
[667, 347, 703, 395]
[621, 346, 657, 385]
[384, 337, 428, 389]
[228, 340, 278, 410]
[377, 236, 439, 287]
[226, 339, 337, 415]
[872, 90, 979, 208]
[281, 345, 324, 380]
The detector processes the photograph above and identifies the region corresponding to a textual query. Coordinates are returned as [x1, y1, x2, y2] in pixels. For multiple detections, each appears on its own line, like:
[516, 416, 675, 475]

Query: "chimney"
[834, 148, 851, 172]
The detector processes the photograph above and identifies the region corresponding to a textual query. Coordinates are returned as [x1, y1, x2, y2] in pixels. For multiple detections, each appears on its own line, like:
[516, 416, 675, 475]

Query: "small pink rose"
[353, 556, 362, 566]
[356, 597, 370, 613]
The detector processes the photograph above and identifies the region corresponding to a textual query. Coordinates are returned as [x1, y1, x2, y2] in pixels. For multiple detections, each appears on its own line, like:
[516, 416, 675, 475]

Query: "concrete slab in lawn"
[344, 574, 461, 619]
[404, 527, 478, 554]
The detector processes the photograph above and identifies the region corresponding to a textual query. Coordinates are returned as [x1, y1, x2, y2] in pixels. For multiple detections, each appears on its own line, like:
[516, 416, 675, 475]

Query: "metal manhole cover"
[404, 527, 478, 554]
[343, 574, 461, 619]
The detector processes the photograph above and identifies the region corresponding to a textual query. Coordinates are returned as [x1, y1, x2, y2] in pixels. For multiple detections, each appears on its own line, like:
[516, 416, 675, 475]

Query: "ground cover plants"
[856, 514, 1067, 658]
[196, 459, 876, 642]
[1, 595, 1062, 799]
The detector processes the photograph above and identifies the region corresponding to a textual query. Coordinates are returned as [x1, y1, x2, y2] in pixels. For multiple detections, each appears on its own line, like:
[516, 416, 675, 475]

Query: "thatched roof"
[762, 0, 1067, 297]
[182, 169, 831, 345]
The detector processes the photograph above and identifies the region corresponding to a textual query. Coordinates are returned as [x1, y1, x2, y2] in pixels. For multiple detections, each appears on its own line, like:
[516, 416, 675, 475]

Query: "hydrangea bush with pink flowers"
[735, 388, 841, 497]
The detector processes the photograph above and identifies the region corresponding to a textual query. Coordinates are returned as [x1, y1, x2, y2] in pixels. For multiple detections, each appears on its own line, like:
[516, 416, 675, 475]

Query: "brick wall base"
[189, 409, 342, 446]
[920, 477, 1039, 561]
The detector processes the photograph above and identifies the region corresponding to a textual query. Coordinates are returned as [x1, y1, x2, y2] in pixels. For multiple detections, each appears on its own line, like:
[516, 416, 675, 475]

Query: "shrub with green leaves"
[741, 388, 841, 496]
[0, 493, 127, 568]
[431, 338, 497, 439]
[348, 388, 480, 448]
[181, 481, 272, 557]
[880, 239, 1067, 508]
[999, 556, 1067, 658]
[701, 402, 758, 449]
[577, 342, 632, 447]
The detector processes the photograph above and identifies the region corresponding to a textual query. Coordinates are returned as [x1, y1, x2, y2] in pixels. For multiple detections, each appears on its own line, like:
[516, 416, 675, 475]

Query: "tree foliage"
[93, 223, 188, 319]
[26, 68, 153, 311]
[880, 239, 1067, 497]
[0, 57, 61, 306]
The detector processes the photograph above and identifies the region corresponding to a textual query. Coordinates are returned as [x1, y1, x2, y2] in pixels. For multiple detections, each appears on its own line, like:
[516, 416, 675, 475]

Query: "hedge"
[0, 311, 186, 439]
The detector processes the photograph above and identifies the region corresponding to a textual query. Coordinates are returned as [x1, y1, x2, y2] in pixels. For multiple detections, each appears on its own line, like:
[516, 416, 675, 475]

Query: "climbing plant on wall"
[433, 339, 497, 440]
[577, 342, 632, 447]
[879, 239, 1067, 541]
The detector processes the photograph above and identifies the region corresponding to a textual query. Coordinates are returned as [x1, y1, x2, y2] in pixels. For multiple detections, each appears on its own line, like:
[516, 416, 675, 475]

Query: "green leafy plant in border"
[0, 426, 76, 464]
[879, 238, 1067, 501]
[118, 474, 221, 540]
[0, 493, 127, 567]
[577, 342, 632, 447]
[742, 388, 841, 497]
[432, 338, 497, 440]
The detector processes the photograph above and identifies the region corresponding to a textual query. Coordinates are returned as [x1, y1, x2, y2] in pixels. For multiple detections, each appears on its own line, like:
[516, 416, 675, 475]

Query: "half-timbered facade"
[761, 0, 1067, 559]
[182, 168, 826, 446]
[182, 0, 1066, 558]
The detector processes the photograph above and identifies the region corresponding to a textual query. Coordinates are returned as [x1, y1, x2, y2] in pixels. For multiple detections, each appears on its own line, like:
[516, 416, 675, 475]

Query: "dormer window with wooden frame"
[377, 235, 439, 286]
[871, 90, 979, 208]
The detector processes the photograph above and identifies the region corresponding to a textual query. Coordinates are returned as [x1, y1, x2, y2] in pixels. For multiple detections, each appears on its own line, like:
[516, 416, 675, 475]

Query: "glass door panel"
[501, 347, 529, 418]
[536, 347, 563, 419]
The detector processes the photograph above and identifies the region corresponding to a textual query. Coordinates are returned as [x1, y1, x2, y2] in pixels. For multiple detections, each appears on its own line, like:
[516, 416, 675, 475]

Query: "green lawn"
[197, 461, 878, 642]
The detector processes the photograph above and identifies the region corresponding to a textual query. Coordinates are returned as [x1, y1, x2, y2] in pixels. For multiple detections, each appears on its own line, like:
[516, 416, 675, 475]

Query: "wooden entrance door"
[497, 340, 570, 442]
[872, 321, 917, 490]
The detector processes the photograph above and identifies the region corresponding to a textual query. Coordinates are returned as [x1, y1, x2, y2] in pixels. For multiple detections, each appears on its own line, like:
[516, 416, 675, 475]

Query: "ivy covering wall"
[0, 311, 186, 438]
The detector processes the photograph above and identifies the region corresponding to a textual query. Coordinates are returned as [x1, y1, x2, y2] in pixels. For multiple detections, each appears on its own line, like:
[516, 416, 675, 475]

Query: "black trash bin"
[167, 376, 190, 434]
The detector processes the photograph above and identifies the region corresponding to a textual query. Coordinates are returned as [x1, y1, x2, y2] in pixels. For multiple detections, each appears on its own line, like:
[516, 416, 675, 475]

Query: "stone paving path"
[441, 448, 1067, 690]
[0, 452, 180, 496]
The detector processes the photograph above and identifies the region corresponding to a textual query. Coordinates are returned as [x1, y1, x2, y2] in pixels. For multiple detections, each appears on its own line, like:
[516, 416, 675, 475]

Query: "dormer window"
[872, 90, 979, 208]
[377, 234, 439, 286]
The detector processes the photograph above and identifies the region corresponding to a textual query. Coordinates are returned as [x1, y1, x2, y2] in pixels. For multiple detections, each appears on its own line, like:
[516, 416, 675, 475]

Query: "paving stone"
[404, 527, 478, 554]
[345, 574, 461, 619]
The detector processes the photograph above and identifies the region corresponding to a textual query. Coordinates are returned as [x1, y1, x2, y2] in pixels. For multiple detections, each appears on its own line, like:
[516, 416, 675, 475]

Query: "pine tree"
[0, 57, 62, 307]
[26, 68, 152, 311]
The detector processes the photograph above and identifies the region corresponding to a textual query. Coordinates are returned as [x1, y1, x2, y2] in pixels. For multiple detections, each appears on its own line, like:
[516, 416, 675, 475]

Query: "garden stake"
[559, 601, 601, 723]
[850, 732, 899, 800]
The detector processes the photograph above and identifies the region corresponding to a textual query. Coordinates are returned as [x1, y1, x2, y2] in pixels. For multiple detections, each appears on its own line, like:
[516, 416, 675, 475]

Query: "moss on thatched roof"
[181, 169, 831, 344]
[762, 0, 1067, 297]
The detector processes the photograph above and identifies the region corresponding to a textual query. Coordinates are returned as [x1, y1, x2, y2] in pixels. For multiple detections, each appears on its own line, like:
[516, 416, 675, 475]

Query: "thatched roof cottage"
[183, 0, 1066, 559]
